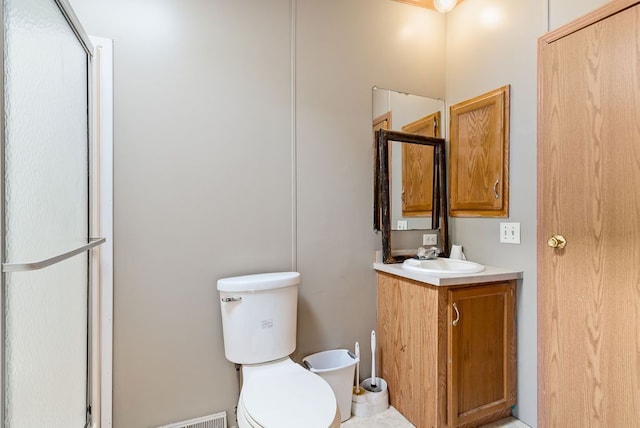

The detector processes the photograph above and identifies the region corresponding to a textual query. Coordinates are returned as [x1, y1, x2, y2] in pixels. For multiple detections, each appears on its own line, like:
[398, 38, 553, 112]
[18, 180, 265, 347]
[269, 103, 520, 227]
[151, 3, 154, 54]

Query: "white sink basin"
[402, 257, 485, 274]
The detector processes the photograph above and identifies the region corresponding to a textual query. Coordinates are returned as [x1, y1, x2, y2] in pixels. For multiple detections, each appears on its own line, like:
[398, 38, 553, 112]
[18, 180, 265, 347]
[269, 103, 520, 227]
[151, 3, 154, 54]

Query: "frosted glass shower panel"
[4, 258, 88, 427]
[4, 0, 89, 261]
[3, 0, 90, 426]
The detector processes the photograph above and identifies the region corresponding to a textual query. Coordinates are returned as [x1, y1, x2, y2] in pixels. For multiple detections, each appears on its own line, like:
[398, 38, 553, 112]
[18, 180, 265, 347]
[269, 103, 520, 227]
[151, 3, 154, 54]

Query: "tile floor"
[482, 417, 531, 428]
[341, 406, 531, 428]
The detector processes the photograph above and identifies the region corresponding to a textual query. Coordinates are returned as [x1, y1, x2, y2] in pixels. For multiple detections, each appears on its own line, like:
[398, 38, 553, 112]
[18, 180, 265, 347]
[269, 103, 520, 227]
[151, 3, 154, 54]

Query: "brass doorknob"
[547, 235, 567, 249]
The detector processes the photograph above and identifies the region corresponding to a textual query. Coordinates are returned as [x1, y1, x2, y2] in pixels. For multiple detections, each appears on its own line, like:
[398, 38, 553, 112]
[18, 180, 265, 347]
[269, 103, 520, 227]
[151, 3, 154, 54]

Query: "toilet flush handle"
[221, 296, 242, 303]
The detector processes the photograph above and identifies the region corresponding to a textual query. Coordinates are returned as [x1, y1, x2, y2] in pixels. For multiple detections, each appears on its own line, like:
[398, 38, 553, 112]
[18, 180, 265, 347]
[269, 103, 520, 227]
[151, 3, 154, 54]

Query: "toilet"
[217, 272, 341, 428]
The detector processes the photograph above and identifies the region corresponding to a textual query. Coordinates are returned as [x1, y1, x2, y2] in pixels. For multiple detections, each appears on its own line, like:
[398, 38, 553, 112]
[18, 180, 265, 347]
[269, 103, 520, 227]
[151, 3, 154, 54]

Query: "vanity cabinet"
[377, 272, 516, 428]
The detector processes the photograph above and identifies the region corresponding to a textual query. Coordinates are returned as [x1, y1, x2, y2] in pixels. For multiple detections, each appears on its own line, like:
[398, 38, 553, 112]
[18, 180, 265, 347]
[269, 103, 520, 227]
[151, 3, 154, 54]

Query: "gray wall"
[549, 0, 610, 29]
[70, 0, 444, 426]
[293, 0, 446, 362]
[71, 1, 294, 426]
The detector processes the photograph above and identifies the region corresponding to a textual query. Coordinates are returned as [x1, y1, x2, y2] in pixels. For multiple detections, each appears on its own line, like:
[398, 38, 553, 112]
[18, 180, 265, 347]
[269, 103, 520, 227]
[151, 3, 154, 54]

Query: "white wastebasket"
[302, 349, 358, 422]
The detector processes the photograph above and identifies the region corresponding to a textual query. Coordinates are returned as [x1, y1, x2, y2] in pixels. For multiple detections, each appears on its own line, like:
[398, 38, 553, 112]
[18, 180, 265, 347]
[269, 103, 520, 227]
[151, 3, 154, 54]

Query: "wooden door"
[538, 2, 640, 426]
[401, 112, 439, 217]
[448, 283, 516, 427]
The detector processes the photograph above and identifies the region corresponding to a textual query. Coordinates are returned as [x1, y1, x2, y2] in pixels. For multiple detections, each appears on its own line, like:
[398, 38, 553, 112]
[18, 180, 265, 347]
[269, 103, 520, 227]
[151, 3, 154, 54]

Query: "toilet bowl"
[217, 272, 341, 428]
[236, 358, 340, 428]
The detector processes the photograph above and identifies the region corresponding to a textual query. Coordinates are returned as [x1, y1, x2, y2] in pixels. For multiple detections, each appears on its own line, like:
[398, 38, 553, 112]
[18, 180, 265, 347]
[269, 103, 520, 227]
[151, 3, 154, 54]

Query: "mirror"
[372, 88, 445, 230]
[376, 129, 450, 263]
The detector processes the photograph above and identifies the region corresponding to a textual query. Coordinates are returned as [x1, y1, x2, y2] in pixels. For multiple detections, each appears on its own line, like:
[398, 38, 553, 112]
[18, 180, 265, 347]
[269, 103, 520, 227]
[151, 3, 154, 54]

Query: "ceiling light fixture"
[433, 0, 458, 13]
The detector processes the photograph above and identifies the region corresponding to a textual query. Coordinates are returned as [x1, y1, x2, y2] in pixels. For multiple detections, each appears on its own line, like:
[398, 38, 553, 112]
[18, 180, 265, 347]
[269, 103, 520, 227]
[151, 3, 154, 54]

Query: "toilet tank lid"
[217, 272, 301, 292]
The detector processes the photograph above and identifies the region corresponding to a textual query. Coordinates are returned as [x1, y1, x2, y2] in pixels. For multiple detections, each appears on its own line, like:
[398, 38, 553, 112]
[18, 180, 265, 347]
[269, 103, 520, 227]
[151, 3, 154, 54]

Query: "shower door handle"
[2, 237, 106, 273]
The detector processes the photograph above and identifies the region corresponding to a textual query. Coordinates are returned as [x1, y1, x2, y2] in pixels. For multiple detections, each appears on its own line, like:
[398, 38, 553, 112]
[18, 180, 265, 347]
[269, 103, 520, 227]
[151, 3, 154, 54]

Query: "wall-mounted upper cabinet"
[400, 112, 440, 217]
[449, 86, 510, 218]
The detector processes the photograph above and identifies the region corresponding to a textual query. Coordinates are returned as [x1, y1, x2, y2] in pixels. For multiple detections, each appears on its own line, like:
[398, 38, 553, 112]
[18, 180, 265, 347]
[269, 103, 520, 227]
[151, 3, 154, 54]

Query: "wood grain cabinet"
[400, 112, 439, 217]
[449, 86, 510, 217]
[377, 272, 516, 428]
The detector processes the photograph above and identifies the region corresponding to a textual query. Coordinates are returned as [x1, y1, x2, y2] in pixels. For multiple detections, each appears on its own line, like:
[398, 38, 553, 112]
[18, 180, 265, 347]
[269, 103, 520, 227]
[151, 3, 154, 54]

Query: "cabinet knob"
[547, 235, 567, 249]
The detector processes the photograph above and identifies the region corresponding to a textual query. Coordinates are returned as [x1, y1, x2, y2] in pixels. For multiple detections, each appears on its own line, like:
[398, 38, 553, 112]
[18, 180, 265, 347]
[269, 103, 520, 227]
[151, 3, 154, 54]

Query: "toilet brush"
[360, 330, 383, 393]
[370, 330, 377, 389]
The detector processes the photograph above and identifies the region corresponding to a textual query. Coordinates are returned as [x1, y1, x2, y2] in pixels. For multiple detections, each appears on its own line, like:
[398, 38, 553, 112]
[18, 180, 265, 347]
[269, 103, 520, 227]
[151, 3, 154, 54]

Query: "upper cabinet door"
[449, 86, 510, 217]
[401, 112, 440, 217]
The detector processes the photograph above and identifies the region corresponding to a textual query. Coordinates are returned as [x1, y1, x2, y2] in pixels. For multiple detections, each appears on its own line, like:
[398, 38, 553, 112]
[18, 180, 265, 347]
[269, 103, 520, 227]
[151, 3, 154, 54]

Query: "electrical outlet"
[423, 233, 438, 246]
[397, 220, 408, 230]
[500, 222, 521, 244]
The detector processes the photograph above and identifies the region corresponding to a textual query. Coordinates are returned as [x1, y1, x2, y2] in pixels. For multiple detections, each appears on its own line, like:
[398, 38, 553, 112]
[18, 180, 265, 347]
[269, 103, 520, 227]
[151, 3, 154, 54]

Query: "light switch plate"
[423, 233, 438, 246]
[500, 222, 520, 244]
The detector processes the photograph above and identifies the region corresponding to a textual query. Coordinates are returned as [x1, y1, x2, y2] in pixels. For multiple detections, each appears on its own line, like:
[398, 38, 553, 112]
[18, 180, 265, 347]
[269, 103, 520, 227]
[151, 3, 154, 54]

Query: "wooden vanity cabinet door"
[447, 282, 516, 427]
[376, 272, 443, 428]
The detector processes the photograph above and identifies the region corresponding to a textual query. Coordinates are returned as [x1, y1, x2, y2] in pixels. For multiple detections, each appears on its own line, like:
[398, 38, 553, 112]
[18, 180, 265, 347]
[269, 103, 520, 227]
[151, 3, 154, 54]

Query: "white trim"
[89, 35, 114, 428]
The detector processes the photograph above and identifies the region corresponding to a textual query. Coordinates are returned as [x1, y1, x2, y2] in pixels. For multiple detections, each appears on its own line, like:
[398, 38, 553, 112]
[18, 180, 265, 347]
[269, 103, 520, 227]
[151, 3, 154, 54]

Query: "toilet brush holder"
[351, 377, 389, 418]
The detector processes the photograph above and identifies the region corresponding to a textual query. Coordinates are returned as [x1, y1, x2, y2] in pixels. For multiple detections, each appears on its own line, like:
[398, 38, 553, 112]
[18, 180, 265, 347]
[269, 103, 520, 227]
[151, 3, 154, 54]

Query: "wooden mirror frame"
[376, 129, 450, 263]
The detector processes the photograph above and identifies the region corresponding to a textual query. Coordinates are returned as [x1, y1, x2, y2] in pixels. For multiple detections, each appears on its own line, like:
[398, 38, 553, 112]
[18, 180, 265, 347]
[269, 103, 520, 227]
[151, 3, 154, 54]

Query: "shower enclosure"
[0, 0, 106, 426]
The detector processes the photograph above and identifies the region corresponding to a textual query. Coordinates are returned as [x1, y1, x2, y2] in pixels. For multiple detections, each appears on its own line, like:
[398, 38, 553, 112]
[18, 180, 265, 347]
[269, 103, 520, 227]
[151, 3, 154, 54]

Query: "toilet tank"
[217, 272, 300, 364]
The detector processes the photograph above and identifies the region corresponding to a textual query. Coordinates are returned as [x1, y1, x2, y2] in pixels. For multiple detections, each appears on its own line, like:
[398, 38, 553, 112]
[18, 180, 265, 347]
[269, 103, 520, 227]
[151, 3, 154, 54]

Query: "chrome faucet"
[416, 246, 441, 260]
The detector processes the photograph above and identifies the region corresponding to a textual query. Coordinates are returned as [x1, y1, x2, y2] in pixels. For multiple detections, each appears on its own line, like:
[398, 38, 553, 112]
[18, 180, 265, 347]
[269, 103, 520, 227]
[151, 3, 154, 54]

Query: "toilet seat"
[240, 359, 338, 428]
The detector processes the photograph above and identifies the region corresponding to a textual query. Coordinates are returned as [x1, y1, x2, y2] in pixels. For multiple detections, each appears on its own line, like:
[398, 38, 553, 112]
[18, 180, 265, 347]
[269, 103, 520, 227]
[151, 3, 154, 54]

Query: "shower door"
[1, 0, 102, 426]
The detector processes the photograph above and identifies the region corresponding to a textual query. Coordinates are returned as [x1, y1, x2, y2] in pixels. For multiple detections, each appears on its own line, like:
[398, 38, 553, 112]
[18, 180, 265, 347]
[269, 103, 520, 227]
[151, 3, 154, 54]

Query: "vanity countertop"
[373, 262, 523, 286]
